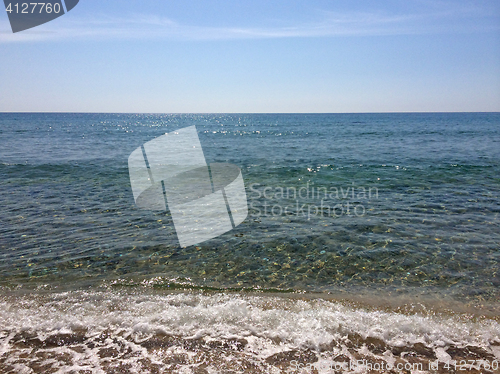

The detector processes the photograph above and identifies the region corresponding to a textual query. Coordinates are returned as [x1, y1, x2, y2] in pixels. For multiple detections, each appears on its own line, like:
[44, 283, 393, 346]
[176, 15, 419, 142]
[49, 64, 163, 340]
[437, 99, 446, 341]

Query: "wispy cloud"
[0, 2, 497, 43]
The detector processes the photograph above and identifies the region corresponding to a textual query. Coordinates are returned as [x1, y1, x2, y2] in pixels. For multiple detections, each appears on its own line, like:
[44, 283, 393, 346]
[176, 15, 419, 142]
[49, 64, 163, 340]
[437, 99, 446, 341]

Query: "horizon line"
[1, 111, 499, 114]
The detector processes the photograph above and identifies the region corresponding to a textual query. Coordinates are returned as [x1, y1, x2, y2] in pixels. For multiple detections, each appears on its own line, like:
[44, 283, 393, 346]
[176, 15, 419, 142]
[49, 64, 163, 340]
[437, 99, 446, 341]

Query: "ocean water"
[0, 113, 499, 373]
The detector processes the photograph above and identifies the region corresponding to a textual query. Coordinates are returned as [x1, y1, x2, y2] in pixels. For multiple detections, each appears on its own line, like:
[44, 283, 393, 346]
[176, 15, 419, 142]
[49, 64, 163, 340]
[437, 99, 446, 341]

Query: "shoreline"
[1, 288, 499, 373]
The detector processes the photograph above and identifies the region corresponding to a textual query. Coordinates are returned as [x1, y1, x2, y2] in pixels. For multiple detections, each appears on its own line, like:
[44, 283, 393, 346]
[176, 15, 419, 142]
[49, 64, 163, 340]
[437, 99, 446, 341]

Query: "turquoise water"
[1, 113, 499, 304]
[1, 113, 500, 373]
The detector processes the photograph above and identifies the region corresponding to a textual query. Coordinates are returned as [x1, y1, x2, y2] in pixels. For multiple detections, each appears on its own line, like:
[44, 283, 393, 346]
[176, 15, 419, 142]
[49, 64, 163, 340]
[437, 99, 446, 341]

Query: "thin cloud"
[0, 4, 497, 43]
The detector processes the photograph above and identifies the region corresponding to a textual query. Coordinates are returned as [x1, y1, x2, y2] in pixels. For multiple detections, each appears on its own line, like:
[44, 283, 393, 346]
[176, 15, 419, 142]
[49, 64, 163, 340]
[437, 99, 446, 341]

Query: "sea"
[0, 113, 499, 373]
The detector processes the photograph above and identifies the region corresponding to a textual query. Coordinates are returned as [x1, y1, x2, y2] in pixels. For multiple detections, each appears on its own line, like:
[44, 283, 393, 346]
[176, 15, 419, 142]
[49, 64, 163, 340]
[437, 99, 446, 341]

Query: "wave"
[0, 289, 498, 373]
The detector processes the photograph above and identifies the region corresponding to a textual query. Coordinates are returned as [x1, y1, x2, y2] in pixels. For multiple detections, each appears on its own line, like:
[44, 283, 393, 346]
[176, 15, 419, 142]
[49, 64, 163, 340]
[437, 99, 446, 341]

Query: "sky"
[0, 0, 499, 113]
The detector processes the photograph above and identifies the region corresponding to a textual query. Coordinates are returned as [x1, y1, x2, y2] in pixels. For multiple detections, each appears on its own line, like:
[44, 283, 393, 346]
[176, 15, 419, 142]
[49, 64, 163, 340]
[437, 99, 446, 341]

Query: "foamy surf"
[0, 290, 498, 373]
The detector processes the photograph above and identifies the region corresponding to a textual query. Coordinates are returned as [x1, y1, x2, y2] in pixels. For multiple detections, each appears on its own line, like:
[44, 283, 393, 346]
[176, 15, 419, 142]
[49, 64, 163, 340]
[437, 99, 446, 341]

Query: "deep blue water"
[0, 113, 499, 306]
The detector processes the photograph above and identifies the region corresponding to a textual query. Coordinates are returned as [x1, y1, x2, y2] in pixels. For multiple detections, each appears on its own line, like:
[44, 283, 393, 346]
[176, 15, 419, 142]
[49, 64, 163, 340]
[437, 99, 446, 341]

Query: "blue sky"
[1, 0, 499, 112]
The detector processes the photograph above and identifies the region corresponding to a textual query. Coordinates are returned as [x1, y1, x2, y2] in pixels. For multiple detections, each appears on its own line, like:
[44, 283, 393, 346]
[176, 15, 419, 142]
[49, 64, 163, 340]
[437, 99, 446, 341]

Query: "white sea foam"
[0, 290, 499, 373]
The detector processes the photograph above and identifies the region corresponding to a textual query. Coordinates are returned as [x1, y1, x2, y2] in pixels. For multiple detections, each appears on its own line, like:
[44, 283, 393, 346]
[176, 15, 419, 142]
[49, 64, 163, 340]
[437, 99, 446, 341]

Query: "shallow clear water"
[1, 113, 499, 302]
[0, 113, 499, 372]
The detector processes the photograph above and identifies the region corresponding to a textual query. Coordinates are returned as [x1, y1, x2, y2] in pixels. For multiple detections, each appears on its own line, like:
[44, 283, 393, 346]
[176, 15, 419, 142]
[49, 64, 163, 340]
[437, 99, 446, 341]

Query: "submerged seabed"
[0, 288, 499, 374]
[0, 113, 499, 372]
